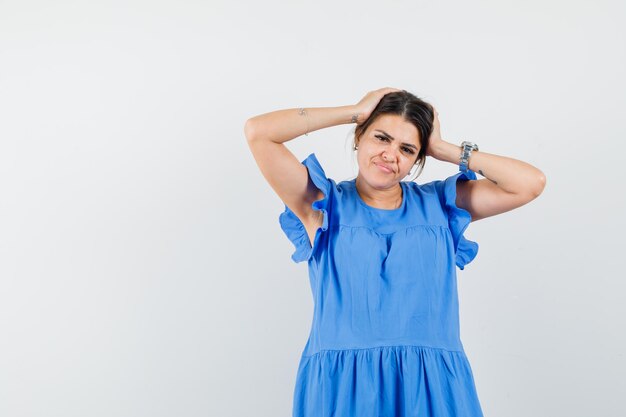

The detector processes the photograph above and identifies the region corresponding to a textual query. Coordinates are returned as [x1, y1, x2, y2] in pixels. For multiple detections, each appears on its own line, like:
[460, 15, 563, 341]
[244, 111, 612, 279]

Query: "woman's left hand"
[425, 107, 446, 159]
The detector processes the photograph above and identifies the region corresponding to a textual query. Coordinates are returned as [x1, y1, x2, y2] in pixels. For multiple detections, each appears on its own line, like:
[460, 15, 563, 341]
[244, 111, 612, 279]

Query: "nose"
[382, 151, 396, 162]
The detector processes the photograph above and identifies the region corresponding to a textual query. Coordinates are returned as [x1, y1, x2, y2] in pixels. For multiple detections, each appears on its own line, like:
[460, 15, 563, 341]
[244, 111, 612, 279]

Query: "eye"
[376, 135, 415, 154]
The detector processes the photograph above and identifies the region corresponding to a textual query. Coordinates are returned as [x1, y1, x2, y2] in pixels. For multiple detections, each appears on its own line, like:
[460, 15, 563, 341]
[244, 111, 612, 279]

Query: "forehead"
[369, 114, 420, 145]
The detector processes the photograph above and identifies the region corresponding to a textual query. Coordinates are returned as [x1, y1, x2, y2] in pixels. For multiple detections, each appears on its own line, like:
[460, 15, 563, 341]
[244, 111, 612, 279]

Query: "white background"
[1, 0, 624, 416]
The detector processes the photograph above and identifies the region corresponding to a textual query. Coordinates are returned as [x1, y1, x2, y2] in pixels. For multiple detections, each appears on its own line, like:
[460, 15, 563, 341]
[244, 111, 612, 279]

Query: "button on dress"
[278, 153, 484, 417]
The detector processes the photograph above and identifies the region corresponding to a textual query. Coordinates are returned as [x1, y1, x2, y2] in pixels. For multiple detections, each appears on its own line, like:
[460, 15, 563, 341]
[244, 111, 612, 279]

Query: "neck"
[355, 176, 403, 209]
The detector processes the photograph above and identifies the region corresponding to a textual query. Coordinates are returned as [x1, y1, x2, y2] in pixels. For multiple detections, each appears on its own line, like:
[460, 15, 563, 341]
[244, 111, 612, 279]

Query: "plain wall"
[0, 0, 624, 416]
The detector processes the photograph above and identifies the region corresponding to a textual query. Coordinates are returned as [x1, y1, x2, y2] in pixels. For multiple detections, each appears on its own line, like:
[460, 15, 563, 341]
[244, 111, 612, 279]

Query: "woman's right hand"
[353, 87, 403, 124]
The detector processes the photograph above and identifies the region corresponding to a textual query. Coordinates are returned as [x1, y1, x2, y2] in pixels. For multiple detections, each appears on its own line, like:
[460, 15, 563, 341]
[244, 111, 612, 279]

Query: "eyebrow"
[374, 129, 418, 150]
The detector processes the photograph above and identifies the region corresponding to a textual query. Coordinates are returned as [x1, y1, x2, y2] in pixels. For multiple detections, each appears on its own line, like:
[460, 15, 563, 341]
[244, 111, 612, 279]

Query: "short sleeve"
[436, 169, 479, 270]
[278, 153, 333, 264]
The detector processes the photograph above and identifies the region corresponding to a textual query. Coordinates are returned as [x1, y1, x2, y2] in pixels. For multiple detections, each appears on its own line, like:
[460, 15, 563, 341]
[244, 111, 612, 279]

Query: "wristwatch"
[459, 141, 479, 173]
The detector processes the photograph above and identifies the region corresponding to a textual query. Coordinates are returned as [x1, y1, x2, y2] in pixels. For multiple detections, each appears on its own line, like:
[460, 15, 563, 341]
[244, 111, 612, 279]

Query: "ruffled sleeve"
[437, 169, 480, 270]
[278, 153, 333, 264]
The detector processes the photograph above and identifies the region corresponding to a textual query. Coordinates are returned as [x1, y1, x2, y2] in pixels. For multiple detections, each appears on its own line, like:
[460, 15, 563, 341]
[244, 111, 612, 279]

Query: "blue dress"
[279, 153, 484, 417]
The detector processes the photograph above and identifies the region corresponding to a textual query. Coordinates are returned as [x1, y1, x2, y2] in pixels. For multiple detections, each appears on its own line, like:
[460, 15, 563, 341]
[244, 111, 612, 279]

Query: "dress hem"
[302, 343, 466, 359]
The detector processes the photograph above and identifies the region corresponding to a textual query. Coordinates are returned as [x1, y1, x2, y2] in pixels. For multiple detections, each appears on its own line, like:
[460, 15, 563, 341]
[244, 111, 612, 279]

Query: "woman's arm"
[244, 87, 400, 144]
[427, 109, 546, 222]
[244, 88, 403, 241]
[244, 105, 359, 144]
[244, 105, 361, 247]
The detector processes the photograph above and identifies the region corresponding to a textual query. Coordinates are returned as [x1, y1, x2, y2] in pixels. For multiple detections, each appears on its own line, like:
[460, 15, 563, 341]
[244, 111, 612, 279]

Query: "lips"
[374, 162, 394, 174]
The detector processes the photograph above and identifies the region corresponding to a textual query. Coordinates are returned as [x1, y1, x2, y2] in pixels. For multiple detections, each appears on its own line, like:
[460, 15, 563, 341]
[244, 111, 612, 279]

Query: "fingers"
[431, 105, 440, 122]
[376, 87, 402, 93]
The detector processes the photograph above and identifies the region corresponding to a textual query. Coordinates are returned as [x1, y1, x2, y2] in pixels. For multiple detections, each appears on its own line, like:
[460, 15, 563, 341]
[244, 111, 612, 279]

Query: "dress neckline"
[352, 179, 406, 212]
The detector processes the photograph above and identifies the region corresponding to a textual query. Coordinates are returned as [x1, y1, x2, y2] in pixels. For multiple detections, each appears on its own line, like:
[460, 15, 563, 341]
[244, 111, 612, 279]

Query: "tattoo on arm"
[478, 169, 498, 185]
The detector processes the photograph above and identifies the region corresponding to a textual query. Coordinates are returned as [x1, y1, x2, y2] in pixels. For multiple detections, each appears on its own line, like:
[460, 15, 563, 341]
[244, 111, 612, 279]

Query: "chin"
[366, 173, 398, 187]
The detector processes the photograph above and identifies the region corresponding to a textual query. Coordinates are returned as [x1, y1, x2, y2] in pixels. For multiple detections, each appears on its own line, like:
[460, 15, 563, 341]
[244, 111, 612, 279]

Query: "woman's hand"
[353, 87, 403, 124]
[425, 106, 447, 159]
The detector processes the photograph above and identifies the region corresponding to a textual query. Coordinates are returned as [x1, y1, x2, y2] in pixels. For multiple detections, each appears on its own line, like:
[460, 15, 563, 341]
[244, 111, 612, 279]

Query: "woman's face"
[356, 114, 420, 186]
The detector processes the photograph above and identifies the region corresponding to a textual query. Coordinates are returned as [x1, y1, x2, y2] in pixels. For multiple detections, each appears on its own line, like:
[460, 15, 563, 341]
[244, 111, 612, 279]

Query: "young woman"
[244, 87, 546, 417]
